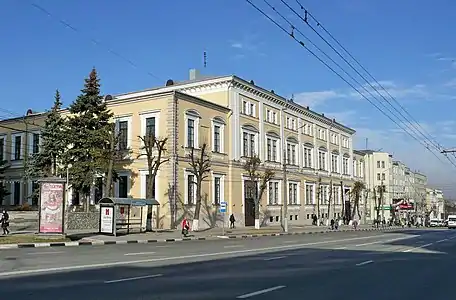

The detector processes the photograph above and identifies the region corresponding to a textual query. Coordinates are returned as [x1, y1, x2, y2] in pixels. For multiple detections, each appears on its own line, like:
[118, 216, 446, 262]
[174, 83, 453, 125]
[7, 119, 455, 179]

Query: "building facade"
[0, 111, 46, 207]
[1, 71, 365, 229]
[426, 188, 445, 219]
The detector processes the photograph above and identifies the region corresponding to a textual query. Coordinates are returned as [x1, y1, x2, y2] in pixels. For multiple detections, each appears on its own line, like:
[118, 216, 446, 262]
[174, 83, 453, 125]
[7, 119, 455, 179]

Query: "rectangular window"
[319, 185, 328, 204]
[187, 119, 195, 148]
[304, 147, 312, 168]
[382, 161, 385, 168]
[0, 138, 4, 161]
[145, 175, 156, 199]
[146, 117, 156, 138]
[32, 133, 40, 154]
[266, 138, 277, 161]
[250, 103, 254, 116]
[243, 133, 249, 157]
[318, 151, 326, 170]
[377, 173, 381, 180]
[118, 175, 128, 198]
[333, 186, 340, 205]
[286, 143, 296, 165]
[14, 182, 21, 205]
[214, 177, 221, 205]
[187, 174, 195, 205]
[331, 154, 338, 173]
[382, 173, 386, 180]
[343, 157, 349, 174]
[377, 161, 380, 168]
[118, 121, 128, 150]
[289, 182, 298, 205]
[305, 184, 314, 204]
[268, 181, 279, 205]
[213, 125, 221, 153]
[243, 101, 248, 114]
[249, 134, 255, 156]
[14, 135, 22, 160]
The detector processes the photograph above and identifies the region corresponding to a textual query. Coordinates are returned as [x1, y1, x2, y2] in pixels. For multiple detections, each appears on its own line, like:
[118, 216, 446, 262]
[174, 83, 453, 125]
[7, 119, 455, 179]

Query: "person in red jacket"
[182, 218, 190, 237]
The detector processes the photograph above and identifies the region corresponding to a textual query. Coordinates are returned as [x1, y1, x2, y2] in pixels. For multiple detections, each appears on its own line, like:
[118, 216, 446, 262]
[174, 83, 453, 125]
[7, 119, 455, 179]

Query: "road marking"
[436, 239, 448, 243]
[402, 242, 434, 252]
[224, 245, 243, 248]
[283, 240, 298, 244]
[356, 260, 373, 266]
[0, 233, 397, 278]
[27, 251, 64, 255]
[334, 246, 347, 250]
[124, 252, 156, 256]
[421, 243, 433, 248]
[236, 285, 286, 298]
[355, 237, 409, 247]
[264, 256, 287, 261]
[104, 274, 163, 284]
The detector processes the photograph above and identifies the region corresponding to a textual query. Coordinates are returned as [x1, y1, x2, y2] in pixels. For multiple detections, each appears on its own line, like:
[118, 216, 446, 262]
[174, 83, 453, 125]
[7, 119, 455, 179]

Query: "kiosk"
[98, 197, 159, 236]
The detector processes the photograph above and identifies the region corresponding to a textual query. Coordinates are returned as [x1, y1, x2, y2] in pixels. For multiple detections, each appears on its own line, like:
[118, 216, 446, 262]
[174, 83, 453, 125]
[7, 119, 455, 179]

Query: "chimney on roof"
[189, 69, 201, 80]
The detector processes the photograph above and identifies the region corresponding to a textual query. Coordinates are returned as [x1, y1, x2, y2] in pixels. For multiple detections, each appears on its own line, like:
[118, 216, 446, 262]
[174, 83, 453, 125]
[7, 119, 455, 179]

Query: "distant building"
[426, 188, 445, 219]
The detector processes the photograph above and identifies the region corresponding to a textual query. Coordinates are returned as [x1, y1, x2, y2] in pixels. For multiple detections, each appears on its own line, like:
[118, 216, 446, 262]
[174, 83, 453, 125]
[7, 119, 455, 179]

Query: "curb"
[0, 226, 403, 249]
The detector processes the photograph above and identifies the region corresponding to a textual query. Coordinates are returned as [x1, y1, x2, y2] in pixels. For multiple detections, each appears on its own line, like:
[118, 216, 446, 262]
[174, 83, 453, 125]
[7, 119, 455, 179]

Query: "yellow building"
[0, 110, 47, 206]
[0, 71, 365, 229]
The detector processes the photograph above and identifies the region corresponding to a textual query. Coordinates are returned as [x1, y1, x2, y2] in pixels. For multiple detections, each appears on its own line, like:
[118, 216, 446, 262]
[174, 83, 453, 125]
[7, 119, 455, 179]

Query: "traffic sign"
[219, 201, 227, 213]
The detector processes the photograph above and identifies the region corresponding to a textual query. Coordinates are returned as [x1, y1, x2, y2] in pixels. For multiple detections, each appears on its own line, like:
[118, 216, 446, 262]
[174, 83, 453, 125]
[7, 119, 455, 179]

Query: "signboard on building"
[100, 206, 114, 234]
[38, 179, 66, 234]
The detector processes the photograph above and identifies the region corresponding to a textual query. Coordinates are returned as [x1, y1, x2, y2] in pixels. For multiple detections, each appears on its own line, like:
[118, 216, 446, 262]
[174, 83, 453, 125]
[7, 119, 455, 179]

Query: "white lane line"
[421, 243, 433, 248]
[264, 256, 287, 261]
[104, 274, 163, 284]
[355, 237, 408, 247]
[402, 242, 434, 252]
[0, 233, 397, 277]
[356, 260, 373, 266]
[224, 245, 243, 248]
[334, 246, 348, 250]
[124, 252, 156, 256]
[436, 239, 448, 243]
[27, 251, 64, 255]
[236, 285, 286, 298]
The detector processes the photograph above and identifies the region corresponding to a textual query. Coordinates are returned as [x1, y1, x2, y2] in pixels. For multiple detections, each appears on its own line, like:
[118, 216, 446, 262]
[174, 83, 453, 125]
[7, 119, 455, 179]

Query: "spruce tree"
[26, 90, 66, 179]
[0, 160, 10, 205]
[64, 68, 113, 205]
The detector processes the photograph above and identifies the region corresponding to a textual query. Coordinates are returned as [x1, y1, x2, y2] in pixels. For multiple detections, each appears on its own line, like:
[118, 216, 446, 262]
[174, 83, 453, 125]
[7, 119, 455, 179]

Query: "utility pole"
[282, 147, 288, 233]
[316, 177, 322, 226]
[363, 189, 368, 225]
[340, 180, 344, 223]
[327, 179, 333, 223]
[380, 179, 385, 221]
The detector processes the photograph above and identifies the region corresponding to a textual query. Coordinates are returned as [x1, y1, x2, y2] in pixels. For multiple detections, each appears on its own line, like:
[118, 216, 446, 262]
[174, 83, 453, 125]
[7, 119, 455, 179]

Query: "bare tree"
[316, 177, 322, 225]
[137, 135, 169, 200]
[243, 156, 274, 229]
[327, 179, 333, 224]
[188, 143, 211, 231]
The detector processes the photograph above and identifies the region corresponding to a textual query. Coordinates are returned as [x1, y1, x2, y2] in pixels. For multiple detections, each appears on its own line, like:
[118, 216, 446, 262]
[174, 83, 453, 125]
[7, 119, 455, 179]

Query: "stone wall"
[67, 212, 99, 231]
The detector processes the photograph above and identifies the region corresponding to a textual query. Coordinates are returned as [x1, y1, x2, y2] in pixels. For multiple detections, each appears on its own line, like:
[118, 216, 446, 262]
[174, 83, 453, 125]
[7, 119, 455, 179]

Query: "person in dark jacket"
[229, 214, 236, 229]
[1, 210, 10, 235]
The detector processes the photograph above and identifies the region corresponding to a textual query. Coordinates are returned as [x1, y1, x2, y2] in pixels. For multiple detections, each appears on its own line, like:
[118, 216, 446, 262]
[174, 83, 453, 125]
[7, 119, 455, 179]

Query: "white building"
[426, 188, 445, 219]
[357, 150, 393, 221]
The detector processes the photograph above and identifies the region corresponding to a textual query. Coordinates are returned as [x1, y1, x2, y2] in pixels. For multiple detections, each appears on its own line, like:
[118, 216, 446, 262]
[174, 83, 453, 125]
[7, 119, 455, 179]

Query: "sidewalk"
[0, 224, 404, 249]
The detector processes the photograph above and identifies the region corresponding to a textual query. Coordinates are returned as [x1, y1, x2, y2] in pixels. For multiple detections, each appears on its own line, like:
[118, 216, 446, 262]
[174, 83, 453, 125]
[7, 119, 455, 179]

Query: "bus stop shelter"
[98, 197, 160, 236]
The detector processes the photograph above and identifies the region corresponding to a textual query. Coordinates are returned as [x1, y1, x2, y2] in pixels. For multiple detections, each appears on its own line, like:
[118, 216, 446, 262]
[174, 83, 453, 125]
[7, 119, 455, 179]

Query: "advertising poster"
[100, 206, 114, 234]
[39, 182, 65, 233]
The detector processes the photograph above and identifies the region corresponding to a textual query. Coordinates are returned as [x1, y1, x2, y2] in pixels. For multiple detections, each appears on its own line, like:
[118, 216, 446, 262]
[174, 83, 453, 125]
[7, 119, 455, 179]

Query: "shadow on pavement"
[0, 229, 454, 299]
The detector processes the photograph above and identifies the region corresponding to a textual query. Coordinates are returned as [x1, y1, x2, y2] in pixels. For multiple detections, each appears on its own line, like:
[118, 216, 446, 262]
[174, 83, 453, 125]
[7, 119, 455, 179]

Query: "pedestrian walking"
[1, 210, 10, 235]
[181, 218, 190, 237]
[330, 219, 335, 230]
[229, 213, 236, 229]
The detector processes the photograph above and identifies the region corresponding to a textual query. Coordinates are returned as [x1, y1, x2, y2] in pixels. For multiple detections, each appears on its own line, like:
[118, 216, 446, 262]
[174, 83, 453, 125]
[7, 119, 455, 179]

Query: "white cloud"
[231, 42, 243, 49]
[294, 90, 345, 108]
[229, 34, 267, 59]
[444, 78, 456, 88]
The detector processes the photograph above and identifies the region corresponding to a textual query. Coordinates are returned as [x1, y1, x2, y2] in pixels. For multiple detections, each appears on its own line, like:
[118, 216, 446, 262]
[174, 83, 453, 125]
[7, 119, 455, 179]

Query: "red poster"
[39, 182, 64, 233]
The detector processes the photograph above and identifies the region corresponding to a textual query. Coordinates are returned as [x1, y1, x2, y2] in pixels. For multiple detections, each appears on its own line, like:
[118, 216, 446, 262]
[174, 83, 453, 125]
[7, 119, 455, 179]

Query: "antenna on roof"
[203, 51, 207, 68]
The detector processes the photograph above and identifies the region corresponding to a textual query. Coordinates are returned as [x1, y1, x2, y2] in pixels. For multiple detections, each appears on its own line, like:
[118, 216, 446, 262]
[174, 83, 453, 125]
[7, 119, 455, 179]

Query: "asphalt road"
[0, 228, 454, 299]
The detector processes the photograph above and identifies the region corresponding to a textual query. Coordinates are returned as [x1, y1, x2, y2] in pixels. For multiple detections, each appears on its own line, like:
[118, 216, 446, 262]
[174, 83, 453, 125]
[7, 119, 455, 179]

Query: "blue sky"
[1, 0, 456, 196]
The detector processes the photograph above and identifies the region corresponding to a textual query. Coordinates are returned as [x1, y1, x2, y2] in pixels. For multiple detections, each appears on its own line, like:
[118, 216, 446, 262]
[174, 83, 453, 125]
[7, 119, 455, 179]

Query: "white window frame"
[305, 183, 315, 205]
[303, 146, 313, 168]
[272, 111, 277, 124]
[266, 135, 279, 162]
[288, 181, 300, 205]
[11, 133, 24, 161]
[139, 170, 160, 199]
[353, 160, 357, 177]
[331, 154, 339, 173]
[332, 185, 341, 205]
[114, 171, 131, 198]
[318, 150, 327, 171]
[343, 157, 349, 175]
[28, 130, 42, 155]
[211, 119, 225, 153]
[241, 99, 256, 117]
[286, 141, 297, 165]
[115, 116, 132, 150]
[185, 113, 200, 149]
[184, 170, 197, 205]
[0, 135, 6, 161]
[241, 128, 258, 157]
[267, 180, 281, 205]
[139, 111, 160, 151]
[212, 173, 225, 205]
[319, 185, 328, 205]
